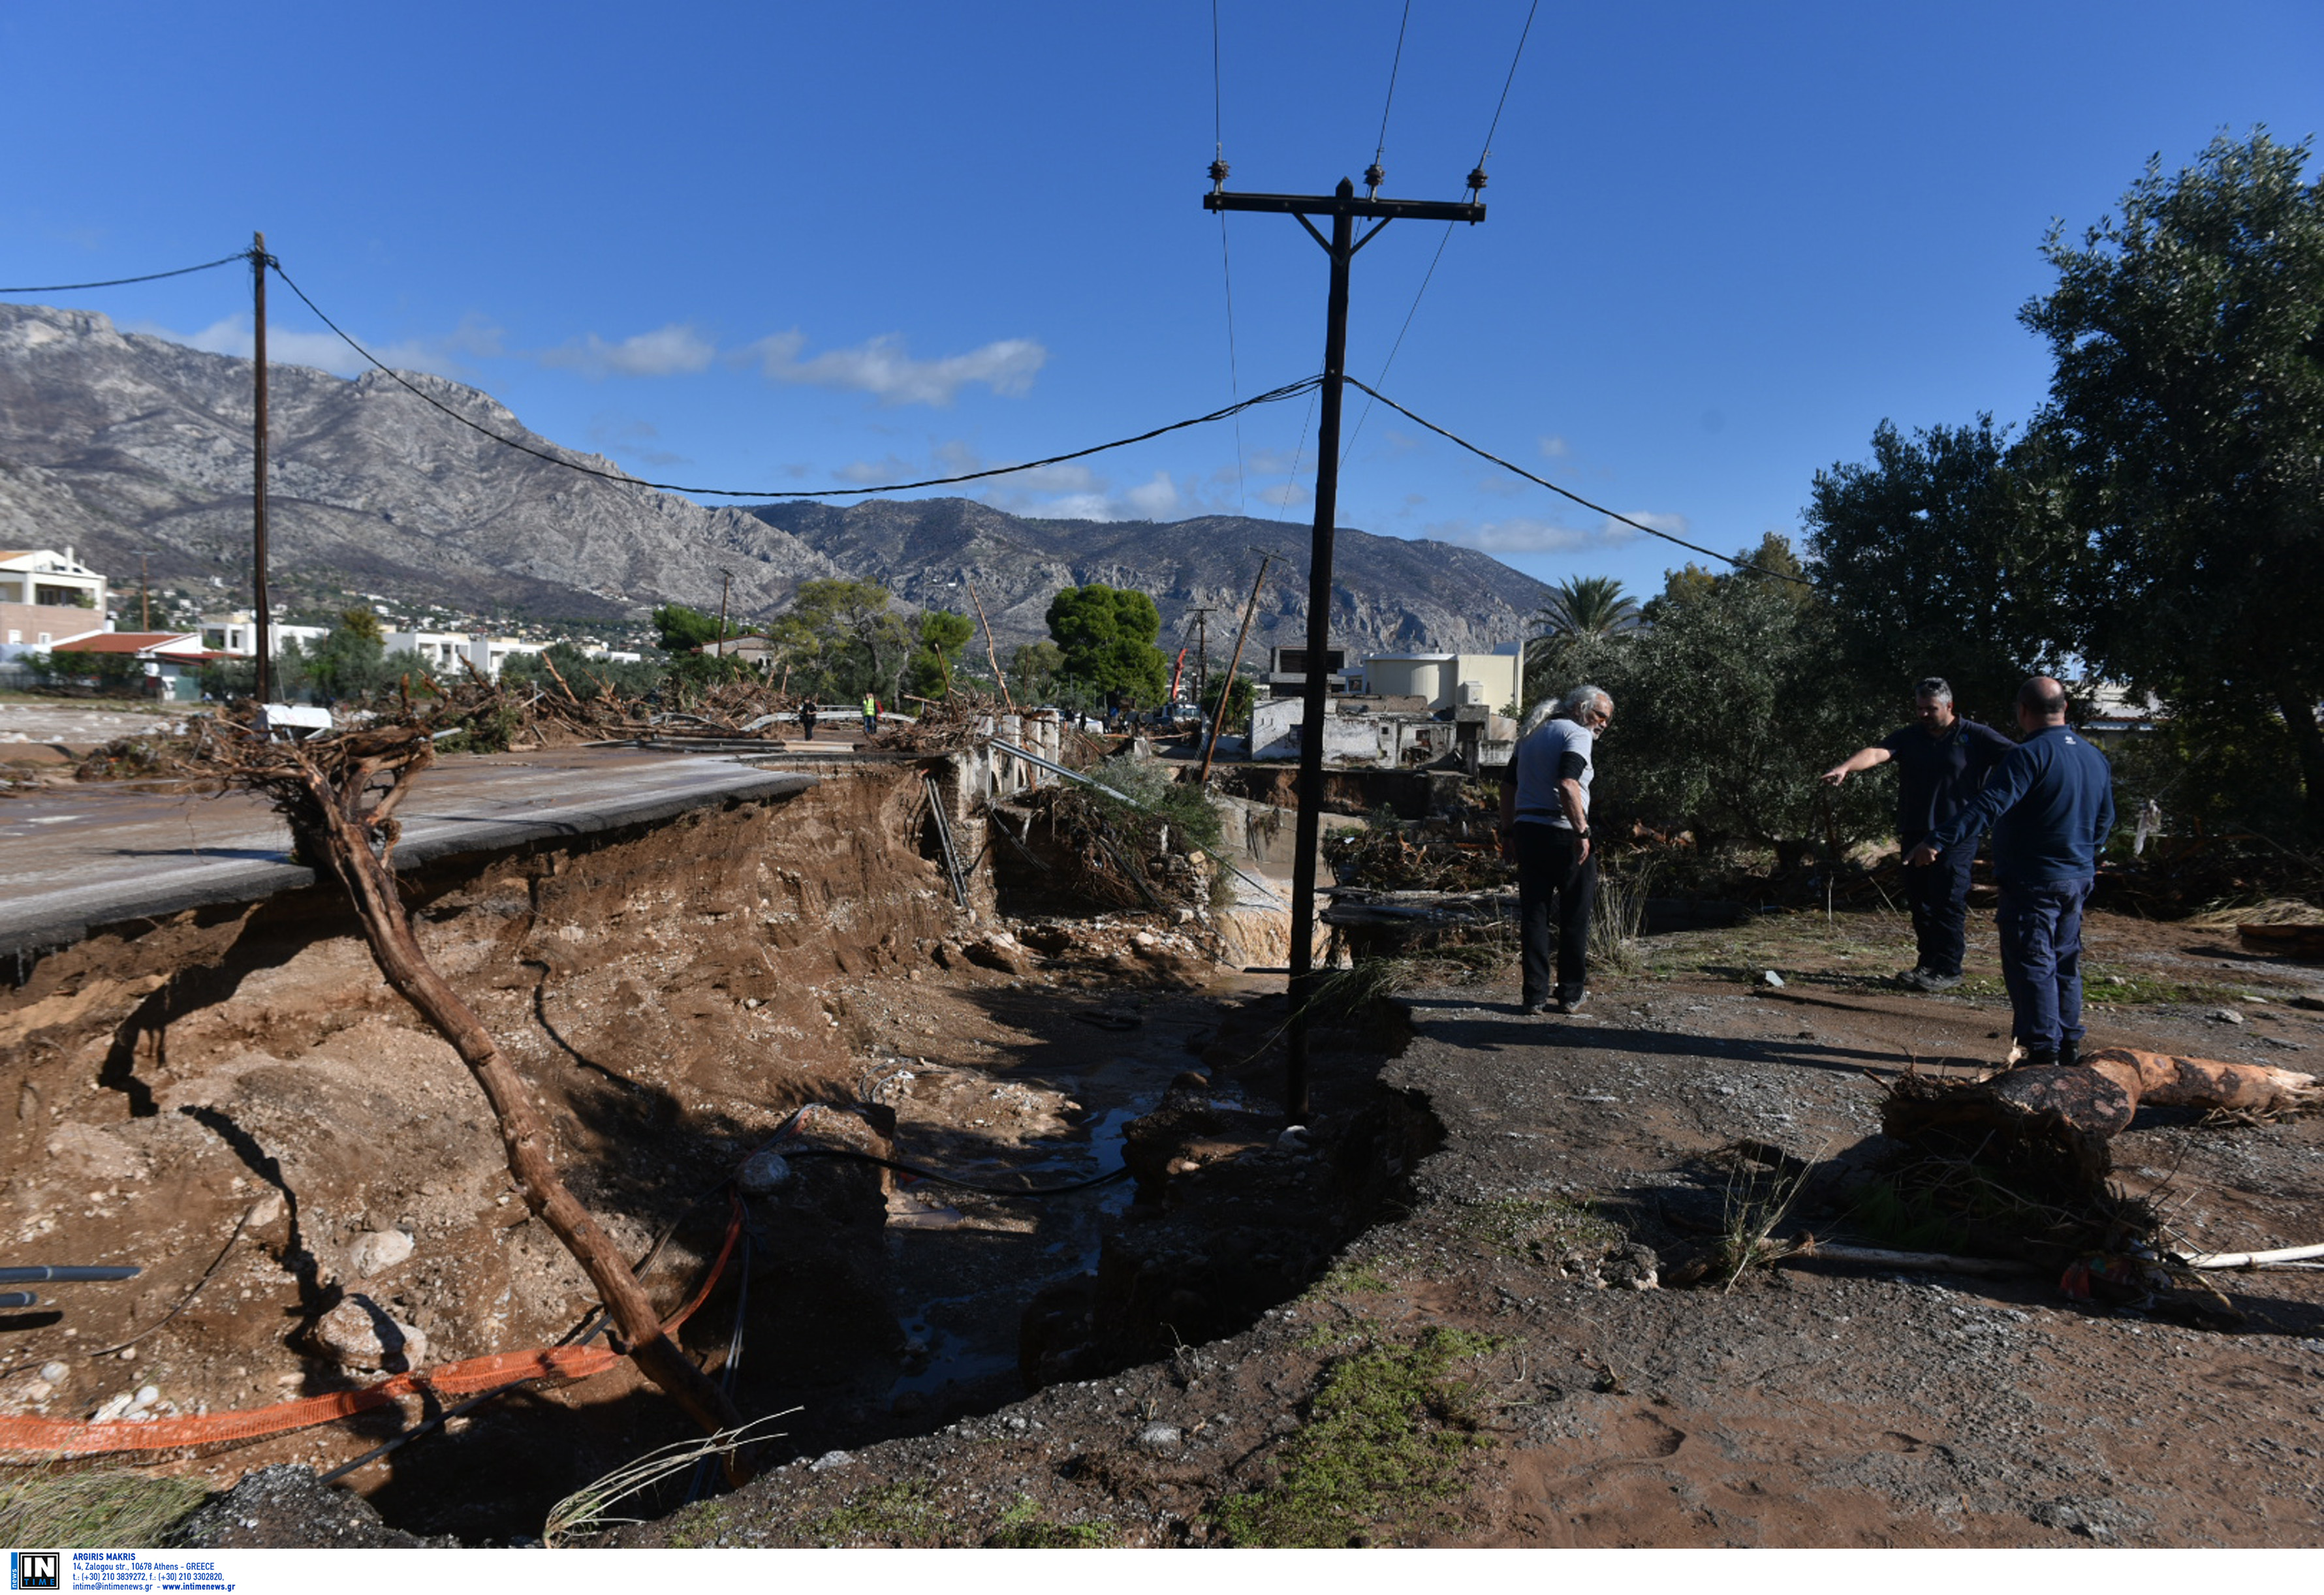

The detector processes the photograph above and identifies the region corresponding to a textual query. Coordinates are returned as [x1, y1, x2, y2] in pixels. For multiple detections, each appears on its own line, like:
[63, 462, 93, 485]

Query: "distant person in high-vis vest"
[862, 693, 877, 735]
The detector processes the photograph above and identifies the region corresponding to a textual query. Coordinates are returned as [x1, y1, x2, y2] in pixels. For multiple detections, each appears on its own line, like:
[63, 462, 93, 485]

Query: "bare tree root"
[208, 724, 749, 1463]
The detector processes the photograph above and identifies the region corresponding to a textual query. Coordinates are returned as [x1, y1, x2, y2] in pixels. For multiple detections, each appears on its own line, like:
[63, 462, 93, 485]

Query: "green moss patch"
[1212, 1327, 1501, 1547]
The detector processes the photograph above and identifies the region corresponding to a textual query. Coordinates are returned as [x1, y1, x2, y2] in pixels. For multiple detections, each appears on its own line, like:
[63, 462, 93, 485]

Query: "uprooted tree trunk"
[217, 725, 746, 1451]
[1884, 1050, 2321, 1192]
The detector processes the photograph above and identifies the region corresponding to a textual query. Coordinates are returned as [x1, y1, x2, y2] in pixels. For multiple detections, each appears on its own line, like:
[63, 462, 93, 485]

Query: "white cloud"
[539, 323, 715, 379]
[835, 454, 918, 486]
[1424, 513, 1659, 555]
[1539, 434, 1571, 460]
[131, 311, 503, 379]
[742, 330, 1046, 406]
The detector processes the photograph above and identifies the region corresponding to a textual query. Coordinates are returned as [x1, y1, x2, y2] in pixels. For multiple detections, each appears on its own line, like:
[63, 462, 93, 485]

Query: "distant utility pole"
[1187, 605, 1216, 713]
[249, 230, 272, 704]
[138, 553, 150, 632]
[1197, 553, 1275, 782]
[1203, 167, 1484, 1123]
[716, 570, 732, 644]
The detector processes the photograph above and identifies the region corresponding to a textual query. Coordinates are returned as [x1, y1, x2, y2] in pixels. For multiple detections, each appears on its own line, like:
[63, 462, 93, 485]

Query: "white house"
[383, 630, 544, 680]
[197, 612, 332, 657]
[1360, 650, 1520, 713]
[1, 548, 108, 653]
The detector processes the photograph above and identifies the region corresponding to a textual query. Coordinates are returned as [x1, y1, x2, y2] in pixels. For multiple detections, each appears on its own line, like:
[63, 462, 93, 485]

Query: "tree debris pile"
[868, 692, 1020, 755]
[1324, 813, 1511, 894]
[989, 760, 1225, 918]
[1859, 1050, 2320, 1313]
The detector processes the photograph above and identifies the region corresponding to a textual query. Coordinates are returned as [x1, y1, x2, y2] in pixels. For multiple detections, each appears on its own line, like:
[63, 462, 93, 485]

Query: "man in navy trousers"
[1911, 677, 2114, 1069]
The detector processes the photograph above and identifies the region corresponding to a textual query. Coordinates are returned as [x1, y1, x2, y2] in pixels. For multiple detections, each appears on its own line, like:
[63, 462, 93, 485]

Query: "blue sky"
[5, 1, 2320, 602]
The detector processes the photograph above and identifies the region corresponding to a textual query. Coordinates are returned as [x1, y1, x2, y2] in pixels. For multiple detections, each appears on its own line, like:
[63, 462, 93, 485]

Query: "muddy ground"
[593, 901, 2324, 1550]
[8, 769, 2323, 1547]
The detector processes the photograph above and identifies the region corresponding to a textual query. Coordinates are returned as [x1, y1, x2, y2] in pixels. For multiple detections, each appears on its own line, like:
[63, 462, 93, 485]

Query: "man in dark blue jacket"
[1910, 677, 2114, 1070]
[1823, 676, 2015, 991]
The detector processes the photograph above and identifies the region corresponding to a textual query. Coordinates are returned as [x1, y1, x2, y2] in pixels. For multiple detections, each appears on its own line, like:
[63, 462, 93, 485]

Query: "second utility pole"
[1204, 170, 1484, 1123]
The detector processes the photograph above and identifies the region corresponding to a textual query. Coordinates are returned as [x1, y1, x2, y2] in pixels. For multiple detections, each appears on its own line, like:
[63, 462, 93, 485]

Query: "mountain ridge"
[0, 301, 1552, 655]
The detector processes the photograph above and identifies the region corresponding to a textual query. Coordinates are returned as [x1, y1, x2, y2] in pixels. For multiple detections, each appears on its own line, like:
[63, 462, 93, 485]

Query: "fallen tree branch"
[205, 724, 748, 1464]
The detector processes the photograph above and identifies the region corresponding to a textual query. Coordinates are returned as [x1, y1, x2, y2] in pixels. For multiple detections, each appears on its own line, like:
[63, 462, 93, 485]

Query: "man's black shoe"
[1556, 989, 1590, 1015]
[1518, 999, 1549, 1016]
[2059, 1037, 2080, 1068]
[2015, 1046, 2059, 1071]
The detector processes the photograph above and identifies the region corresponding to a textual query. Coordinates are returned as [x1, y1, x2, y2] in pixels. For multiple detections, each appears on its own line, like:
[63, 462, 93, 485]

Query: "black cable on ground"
[268, 258, 1317, 502]
[1345, 377, 1814, 585]
[82, 1214, 245, 1359]
[0, 252, 249, 295]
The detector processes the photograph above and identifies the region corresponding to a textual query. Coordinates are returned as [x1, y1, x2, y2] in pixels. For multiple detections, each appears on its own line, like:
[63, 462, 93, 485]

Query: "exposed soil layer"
[2, 762, 1252, 1540]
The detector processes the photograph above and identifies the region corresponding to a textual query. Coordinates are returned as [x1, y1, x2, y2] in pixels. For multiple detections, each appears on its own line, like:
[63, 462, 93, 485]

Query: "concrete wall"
[0, 602, 102, 651]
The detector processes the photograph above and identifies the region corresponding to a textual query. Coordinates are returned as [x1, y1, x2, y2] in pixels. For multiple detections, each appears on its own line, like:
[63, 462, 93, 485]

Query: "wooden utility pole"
[1196, 553, 1274, 782]
[138, 553, 150, 632]
[1187, 605, 1216, 716]
[1204, 173, 1484, 1123]
[251, 232, 272, 704]
[964, 575, 1015, 713]
[716, 570, 732, 644]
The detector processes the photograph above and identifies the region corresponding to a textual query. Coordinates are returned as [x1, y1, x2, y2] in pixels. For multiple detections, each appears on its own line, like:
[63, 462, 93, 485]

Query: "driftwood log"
[2082, 1046, 2321, 1116]
[1882, 1049, 2319, 1194]
[213, 724, 747, 1455]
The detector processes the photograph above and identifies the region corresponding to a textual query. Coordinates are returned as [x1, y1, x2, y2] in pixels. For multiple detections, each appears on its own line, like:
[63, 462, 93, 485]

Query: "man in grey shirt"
[1497, 685, 1614, 1014]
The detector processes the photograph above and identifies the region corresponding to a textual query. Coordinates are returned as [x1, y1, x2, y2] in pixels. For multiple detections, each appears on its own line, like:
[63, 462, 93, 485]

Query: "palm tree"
[1535, 576, 1641, 640]
[1524, 576, 1640, 711]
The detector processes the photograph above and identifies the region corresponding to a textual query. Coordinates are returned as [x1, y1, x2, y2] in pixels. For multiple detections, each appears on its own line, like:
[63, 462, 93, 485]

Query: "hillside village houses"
[1, 548, 644, 698]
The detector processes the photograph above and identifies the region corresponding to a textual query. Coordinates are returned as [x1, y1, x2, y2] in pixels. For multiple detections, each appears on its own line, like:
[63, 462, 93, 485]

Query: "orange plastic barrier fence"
[0, 1201, 741, 1459]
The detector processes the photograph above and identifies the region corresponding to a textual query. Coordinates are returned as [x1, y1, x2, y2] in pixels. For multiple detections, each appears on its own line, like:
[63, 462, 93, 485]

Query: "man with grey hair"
[1498, 685, 1613, 1015]
[1911, 677, 2113, 1070]
[1823, 676, 2014, 991]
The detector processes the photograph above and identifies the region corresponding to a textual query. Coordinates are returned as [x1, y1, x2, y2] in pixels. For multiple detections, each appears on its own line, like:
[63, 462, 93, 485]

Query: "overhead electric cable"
[1370, 1, 1415, 185]
[1345, 377, 1813, 585]
[268, 258, 1318, 500]
[1343, 0, 1542, 461]
[1476, 0, 1541, 167]
[1212, 0, 1248, 512]
[0, 251, 249, 295]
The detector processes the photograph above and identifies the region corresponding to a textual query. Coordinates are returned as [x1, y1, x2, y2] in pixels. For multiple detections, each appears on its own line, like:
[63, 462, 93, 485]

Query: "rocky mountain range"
[0, 301, 1550, 655]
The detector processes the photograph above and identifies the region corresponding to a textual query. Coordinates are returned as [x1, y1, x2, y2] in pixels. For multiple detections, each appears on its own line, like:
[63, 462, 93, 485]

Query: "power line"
[1210, 0, 1246, 513]
[1368, 0, 1415, 189]
[268, 258, 1320, 501]
[1343, 0, 1541, 463]
[0, 251, 249, 295]
[1475, 0, 1543, 172]
[1345, 376, 1813, 585]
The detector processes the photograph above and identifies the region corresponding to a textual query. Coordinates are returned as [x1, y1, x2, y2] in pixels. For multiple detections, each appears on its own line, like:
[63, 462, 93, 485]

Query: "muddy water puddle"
[868, 989, 1242, 1423]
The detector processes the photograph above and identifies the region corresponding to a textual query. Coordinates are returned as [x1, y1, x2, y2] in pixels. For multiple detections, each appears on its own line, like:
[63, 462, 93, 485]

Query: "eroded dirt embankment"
[0, 764, 1012, 1532]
